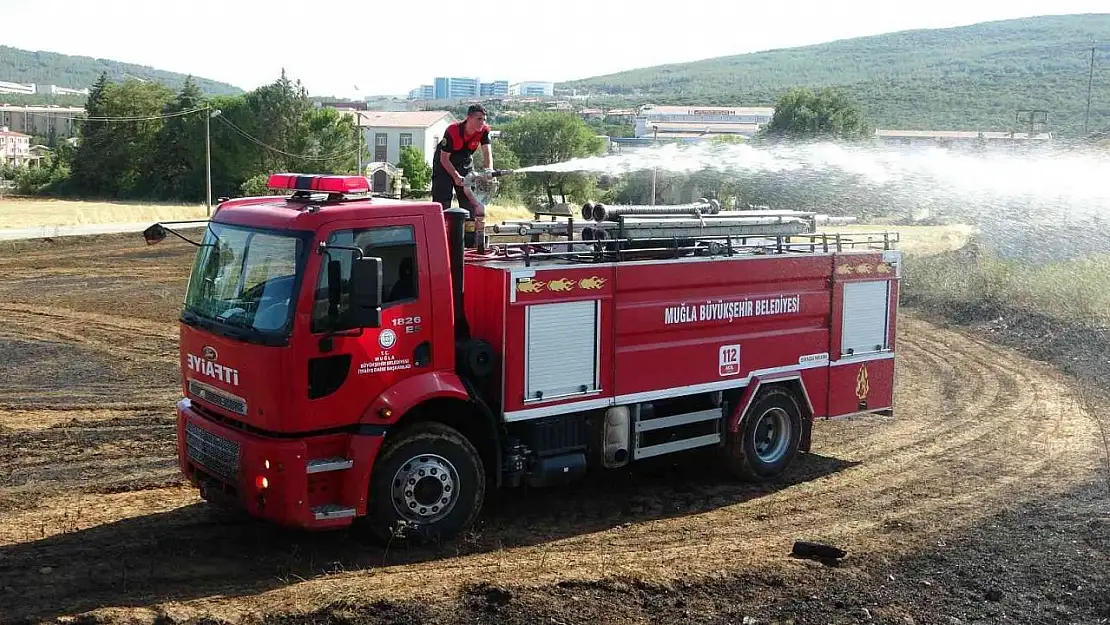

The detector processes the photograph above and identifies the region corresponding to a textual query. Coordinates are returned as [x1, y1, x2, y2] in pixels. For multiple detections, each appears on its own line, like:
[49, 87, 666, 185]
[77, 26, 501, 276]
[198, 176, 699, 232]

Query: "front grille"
[186, 421, 241, 482]
[188, 379, 247, 415]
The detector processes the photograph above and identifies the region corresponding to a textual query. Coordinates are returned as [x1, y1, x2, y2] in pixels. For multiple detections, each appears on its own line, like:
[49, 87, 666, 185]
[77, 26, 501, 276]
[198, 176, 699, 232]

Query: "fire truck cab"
[150, 173, 901, 542]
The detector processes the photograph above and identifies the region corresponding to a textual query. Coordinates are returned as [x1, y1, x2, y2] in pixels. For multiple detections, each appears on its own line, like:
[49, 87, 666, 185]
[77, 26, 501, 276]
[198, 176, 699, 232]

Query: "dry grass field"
[0, 221, 1105, 624]
[0, 198, 208, 230]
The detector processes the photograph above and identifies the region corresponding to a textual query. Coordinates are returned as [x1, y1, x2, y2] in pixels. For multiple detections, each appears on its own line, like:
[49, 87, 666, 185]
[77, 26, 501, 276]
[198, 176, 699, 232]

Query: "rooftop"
[641, 106, 775, 116]
[0, 105, 85, 114]
[876, 129, 1053, 140]
[356, 111, 455, 129]
[647, 122, 762, 135]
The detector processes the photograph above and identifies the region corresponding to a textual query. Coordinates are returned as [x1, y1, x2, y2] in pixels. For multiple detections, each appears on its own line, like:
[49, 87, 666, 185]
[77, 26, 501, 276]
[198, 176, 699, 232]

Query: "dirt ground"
[0, 232, 1107, 625]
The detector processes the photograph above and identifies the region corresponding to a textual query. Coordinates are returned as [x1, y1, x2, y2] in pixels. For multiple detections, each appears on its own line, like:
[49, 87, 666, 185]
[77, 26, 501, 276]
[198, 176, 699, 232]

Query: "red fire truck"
[145, 172, 900, 542]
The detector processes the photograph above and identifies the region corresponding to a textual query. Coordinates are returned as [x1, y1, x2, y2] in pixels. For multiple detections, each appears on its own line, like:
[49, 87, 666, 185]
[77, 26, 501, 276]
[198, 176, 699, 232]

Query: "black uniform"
[431, 120, 491, 215]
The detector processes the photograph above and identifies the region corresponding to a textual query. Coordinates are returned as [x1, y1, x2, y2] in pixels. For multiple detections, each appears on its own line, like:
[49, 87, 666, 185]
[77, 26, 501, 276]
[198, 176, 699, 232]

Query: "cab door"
[300, 215, 435, 430]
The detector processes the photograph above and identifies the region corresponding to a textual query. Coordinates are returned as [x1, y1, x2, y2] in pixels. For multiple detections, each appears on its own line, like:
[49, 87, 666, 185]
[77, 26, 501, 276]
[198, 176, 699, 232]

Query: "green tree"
[284, 106, 364, 175]
[397, 145, 431, 192]
[144, 76, 207, 201]
[761, 87, 873, 141]
[69, 76, 175, 197]
[499, 111, 606, 203]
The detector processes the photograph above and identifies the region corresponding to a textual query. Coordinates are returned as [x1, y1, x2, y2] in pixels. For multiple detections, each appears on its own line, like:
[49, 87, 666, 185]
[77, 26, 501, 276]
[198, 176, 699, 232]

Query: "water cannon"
[459, 169, 517, 253]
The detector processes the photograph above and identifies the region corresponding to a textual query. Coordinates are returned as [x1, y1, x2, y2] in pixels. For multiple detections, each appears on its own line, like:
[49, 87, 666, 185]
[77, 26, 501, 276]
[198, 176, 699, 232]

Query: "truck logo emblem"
[203, 346, 218, 361]
[856, 364, 870, 401]
[379, 329, 397, 350]
[547, 278, 575, 292]
[578, 276, 606, 290]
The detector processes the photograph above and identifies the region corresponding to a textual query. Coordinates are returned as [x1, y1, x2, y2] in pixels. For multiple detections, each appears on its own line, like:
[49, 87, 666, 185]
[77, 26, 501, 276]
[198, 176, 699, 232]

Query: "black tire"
[364, 421, 485, 544]
[723, 386, 803, 481]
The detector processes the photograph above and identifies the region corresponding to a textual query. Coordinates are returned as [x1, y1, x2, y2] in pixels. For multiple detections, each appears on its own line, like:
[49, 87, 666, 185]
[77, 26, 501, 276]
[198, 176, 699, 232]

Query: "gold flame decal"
[856, 364, 870, 400]
[579, 276, 607, 290]
[547, 278, 576, 292]
[516, 279, 545, 294]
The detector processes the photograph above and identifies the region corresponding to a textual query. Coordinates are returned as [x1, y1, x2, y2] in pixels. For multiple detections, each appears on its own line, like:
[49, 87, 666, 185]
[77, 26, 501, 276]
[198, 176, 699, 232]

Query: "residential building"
[434, 77, 480, 100]
[509, 81, 554, 97]
[634, 105, 774, 140]
[355, 111, 456, 191]
[480, 81, 509, 97]
[0, 127, 32, 166]
[0, 105, 84, 139]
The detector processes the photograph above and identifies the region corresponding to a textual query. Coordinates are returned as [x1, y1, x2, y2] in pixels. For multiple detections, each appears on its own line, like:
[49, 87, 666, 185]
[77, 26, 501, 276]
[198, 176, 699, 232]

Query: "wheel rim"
[753, 407, 791, 463]
[390, 453, 459, 525]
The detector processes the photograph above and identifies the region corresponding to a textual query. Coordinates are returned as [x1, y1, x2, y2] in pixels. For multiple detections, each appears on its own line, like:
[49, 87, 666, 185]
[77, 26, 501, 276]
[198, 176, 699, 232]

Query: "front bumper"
[176, 398, 379, 529]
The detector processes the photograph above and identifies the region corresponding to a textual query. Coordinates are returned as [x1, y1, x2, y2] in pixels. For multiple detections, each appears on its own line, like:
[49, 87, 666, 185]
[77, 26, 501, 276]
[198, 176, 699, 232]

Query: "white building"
[0, 127, 32, 166]
[356, 111, 457, 191]
[634, 105, 775, 139]
[874, 129, 1054, 148]
[509, 81, 554, 97]
[0, 105, 84, 139]
[0, 81, 36, 95]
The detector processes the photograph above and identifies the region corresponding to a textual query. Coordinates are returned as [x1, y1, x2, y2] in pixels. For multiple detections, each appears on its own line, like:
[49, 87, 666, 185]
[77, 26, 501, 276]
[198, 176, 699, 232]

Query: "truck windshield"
[183, 223, 306, 340]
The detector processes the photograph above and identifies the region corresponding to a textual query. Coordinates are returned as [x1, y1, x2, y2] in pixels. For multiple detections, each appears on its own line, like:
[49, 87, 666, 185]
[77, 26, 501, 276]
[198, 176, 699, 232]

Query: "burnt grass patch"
[54, 483, 1107, 625]
[0, 337, 178, 409]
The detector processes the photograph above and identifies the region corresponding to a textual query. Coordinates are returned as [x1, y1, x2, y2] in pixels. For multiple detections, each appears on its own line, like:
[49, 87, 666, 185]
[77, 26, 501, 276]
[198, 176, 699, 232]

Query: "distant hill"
[0, 45, 243, 101]
[564, 14, 1110, 137]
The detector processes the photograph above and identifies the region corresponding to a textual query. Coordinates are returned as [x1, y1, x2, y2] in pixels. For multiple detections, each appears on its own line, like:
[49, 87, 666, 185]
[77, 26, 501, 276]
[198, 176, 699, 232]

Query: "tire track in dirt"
[1, 315, 1102, 623]
[0, 412, 180, 513]
[0, 304, 177, 361]
[0, 304, 180, 410]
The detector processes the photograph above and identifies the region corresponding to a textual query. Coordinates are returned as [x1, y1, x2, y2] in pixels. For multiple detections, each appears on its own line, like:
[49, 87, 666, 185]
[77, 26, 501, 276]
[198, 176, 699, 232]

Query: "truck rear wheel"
[365, 421, 485, 543]
[723, 386, 802, 481]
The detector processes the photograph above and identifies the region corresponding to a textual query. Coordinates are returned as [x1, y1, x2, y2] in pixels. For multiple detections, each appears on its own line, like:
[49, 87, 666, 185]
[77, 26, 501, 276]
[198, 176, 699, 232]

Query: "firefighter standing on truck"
[431, 105, 493, 247]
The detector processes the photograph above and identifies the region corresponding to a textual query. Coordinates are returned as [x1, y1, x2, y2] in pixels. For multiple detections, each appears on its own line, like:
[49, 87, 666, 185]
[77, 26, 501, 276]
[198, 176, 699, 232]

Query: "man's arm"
[439, 149, 464, 185]
[480, 144, 493, 171]
[480, 128, 493, 170]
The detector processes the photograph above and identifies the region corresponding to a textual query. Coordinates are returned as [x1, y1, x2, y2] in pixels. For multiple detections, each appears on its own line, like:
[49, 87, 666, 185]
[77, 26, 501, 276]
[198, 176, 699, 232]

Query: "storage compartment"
[524, 300, 600, 401]
[841, 280, 890, 356]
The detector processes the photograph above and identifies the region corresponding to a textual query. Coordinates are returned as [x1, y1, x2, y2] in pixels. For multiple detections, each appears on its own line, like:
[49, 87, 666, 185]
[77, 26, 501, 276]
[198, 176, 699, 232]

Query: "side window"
[313, 225, 418, 333]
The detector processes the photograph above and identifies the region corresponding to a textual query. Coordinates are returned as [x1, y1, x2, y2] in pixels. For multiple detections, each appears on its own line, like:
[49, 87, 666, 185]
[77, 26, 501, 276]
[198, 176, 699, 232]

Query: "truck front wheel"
[365, 421, 485, 543]
[723, 386, 802, 481]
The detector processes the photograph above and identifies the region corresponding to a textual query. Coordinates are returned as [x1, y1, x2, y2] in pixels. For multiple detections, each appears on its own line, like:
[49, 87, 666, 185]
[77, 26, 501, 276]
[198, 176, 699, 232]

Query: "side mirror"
[349, 256, 383, 328]
[143, 224, 167, 245]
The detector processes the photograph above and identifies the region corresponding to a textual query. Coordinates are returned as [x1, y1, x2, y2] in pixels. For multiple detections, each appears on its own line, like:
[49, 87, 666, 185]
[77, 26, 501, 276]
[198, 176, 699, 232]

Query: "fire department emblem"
[379, 329, 397, 350]
[856, 364, 870, 404]
[547, 278, 575, 292]
[515, 278, 545, 294]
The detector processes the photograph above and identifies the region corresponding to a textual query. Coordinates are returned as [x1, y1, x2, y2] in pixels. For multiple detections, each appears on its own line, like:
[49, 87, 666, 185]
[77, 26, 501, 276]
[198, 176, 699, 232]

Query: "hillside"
[0, 45, 242, 101]
[564, 14, 1110, 137]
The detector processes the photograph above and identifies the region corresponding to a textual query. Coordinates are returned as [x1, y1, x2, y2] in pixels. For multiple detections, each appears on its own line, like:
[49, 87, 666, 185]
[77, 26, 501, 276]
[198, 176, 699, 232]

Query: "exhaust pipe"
[444, 207, 471, 341]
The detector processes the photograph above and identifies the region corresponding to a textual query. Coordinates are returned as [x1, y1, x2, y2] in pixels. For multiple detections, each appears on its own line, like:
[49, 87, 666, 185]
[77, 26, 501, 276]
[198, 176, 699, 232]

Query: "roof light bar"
[267, 173, 371, 194]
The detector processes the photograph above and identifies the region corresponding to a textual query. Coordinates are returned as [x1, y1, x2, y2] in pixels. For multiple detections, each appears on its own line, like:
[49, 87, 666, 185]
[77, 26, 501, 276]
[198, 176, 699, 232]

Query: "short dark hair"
[467, 104, 487, 117]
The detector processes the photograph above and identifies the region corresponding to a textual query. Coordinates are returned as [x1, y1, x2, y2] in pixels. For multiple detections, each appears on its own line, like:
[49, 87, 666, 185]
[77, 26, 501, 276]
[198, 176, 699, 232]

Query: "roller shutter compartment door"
[841, 280, 890, 356]
[524, 300, 599, 401]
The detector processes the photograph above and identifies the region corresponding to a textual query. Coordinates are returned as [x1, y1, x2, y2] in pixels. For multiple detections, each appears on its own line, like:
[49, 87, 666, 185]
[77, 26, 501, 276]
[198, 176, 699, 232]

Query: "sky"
[1, 0, 1107, 98]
